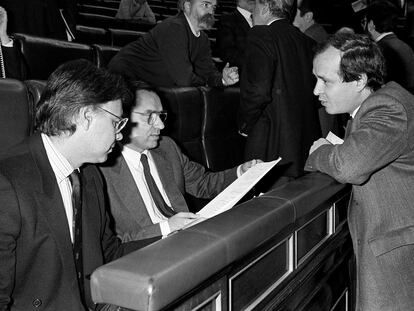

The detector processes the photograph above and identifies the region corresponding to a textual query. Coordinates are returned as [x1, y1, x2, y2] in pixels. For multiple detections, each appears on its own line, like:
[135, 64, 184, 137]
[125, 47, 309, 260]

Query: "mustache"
[199, 13, 214, 25]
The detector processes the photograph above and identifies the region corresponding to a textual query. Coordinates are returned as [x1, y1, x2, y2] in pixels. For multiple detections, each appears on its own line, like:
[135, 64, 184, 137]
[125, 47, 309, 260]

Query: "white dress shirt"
[122, 146, 173, 236]
[237, 6, 253, 28]
[41, 133, 76, 242]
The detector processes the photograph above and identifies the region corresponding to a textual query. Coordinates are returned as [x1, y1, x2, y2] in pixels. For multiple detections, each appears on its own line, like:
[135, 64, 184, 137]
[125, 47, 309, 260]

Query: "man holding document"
[100, 89, 260, 243]
[305, 33, 414, 310]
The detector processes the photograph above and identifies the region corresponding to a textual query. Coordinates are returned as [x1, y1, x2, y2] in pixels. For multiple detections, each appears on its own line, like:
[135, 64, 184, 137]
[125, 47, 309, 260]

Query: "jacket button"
[32, 298, 42, 307]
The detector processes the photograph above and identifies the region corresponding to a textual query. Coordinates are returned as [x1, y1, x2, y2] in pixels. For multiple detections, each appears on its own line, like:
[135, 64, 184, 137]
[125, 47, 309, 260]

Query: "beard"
[198, 13, 215, 29]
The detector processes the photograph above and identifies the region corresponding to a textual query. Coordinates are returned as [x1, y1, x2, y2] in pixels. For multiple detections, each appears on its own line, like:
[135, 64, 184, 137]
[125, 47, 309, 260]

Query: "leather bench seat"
[75, 25, 111, 46]
[108, 28, 146, 47]
[14, 33, 95, 80]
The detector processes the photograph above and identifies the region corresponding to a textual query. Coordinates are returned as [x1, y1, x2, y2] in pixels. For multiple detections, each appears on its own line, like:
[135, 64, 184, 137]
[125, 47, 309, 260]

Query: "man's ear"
[367, 20, 375, 32]
[183, 0, 191, 14]
[80, 107, 93, 131]
[262, 2, 269, 15]
[305, 12, 313, 22]
[356, 73, 368, 92]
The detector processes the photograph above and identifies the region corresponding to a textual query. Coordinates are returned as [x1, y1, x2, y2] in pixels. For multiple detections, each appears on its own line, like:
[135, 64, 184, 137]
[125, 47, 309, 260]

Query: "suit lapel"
[107, 155, 152, 222]
[235, 10, 251, 33]
[150, 148, 188, 212]
[29, 135, 77, 279]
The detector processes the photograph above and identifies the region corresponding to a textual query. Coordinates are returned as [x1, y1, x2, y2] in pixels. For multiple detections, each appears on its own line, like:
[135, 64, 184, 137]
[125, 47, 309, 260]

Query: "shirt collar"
[237, 7, 253, 27]
[41, 133, 74, 183]
[376, 32, 393, 42]
[350, 105, 361, 119]
[184, 13, 201, 37]
[122, 145, 149, 169]
[267, 17, 283, 26]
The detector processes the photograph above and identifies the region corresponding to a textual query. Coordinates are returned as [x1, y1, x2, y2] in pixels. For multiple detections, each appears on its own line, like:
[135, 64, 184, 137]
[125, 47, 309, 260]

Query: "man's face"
[86, 99, 124, 163]
[252, 0, 267, 25]
[187, 0, 216, 30]
[128, 91, 165, 152]
[293, 9, 308, 31]
[313, 46, 362, 115]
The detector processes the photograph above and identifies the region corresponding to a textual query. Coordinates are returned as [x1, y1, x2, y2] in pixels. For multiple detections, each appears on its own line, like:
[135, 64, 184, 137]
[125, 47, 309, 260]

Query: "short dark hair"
[365, 0, 399, 33]
[298, 0, 322, 22]
[36, 59, 132, 136]
[257, 0, 295, 20]
[316, 33, 385, 91]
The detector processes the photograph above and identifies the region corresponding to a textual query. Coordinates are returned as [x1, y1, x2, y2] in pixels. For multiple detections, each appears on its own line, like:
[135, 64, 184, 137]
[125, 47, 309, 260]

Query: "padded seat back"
[0, 79, 32, 156]
[24, 80, 47, 111]
[155, 87, 206, 166]
[14, 33, 95, 80]
[93, 44, 121, 68]
[75, 25, 111, 45]
[201, 87, 244, 171]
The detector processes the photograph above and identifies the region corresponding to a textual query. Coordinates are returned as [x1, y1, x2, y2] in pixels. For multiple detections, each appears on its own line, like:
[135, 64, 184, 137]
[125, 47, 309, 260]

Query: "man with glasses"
[0, 59, 151, 311]
[100, 89, 259, 243]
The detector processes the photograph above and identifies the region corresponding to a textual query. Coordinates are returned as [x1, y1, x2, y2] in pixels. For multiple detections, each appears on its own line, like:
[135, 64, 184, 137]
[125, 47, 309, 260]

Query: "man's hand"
[168, 212, 200, 232]
[222, 63, 239, 86]
[309, 138, 331, 155]
[240, 159, 263, 175]
[0, 7, 11, 44]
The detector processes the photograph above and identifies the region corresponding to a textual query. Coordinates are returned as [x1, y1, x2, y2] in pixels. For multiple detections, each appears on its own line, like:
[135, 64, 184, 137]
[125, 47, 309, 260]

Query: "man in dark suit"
[306, 33, 414, 310]
[100, 89, 259, 242]
[216, 0, 255, 69]
[238, 0, 321, 185]
[0, 59, 149, 310]
[363, 0, 414, 93]
[108, 0, 238, 87]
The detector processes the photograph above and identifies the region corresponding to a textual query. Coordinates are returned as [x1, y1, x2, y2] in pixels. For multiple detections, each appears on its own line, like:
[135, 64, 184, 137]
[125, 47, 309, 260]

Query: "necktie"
[140, 154, 176, 217]
[69, 170, 85, 303]
[344, 117, 353, 138]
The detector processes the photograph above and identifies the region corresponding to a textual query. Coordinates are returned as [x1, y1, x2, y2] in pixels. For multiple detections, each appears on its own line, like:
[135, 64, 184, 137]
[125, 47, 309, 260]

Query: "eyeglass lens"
[149, 112, 167, 125]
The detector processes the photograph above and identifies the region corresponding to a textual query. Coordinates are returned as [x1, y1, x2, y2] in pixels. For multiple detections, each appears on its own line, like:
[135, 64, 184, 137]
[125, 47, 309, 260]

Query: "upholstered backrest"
[14, 33, 95, 80]
[201, 87, 244, 171]
[0, 79, 32, 156]
[108, 28, 146, 47]
[92, 44, 121, 68]
[155, 87, 206, 166]
[75, 25, 111, 45]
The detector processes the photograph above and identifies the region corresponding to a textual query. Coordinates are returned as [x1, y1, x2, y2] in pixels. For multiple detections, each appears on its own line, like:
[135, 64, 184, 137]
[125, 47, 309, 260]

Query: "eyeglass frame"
[96, 106, 129, 132]
[132, 110, 168, 125]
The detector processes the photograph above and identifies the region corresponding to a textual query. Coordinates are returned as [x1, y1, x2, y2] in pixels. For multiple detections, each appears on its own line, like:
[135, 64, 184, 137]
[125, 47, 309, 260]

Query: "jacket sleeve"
[0, 173, 21, 310]
[238, 28, 275, 134]
[305, 95, 408, 185]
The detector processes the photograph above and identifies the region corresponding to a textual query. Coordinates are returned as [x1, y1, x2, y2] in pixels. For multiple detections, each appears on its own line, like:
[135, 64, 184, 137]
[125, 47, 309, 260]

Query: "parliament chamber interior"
[1, 0, 412, 310]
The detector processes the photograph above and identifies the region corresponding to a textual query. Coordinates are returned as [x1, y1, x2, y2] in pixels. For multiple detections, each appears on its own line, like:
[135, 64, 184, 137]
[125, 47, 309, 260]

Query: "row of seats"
[76, 25, 146, 47]
[1, 78, 244, 173]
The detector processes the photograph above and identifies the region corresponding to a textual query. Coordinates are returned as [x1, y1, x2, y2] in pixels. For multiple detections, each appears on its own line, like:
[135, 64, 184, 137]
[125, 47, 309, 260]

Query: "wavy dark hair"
[257, 0, 295, 20]
[315, 33, 385, 91]
[36, 59, 132, 136]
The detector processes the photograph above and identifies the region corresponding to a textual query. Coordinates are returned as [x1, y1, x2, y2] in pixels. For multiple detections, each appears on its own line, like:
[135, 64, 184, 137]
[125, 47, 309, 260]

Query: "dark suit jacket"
[2, 44, 26, 80]
[238, 19, 321, 177]
[99, 136, 237, 242]
[306, 82, 414, 310]
[0, 134, 146, 311]
[378, 33, 414, 93]
[216, 9, 251, 69]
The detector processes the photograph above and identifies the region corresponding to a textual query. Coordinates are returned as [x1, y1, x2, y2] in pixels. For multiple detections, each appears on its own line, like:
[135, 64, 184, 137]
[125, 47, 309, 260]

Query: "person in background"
[293, 0, 328, 43]
[0, 6, 26, 79]
[108, 0, 239, 87]
[115, 0, 156, 24]
[0, 59, 150, 311]
[100, 88, 260, 243]
[362, 0, 414, 93]
[238, 0, 321, 187]
[306, 33, 414, 310]
[216, 0, 255, 70]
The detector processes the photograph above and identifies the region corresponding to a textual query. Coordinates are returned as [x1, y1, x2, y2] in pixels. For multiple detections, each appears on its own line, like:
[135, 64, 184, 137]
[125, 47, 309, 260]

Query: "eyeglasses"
[97, 106, 129, 132]
[132, 110, 168, 125]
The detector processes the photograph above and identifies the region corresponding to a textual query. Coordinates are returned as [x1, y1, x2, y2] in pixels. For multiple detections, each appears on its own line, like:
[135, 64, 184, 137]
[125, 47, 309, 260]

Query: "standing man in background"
[216, 0, 255, 70]
[238, 0, 320, 186]
[306, 33, 414, 310]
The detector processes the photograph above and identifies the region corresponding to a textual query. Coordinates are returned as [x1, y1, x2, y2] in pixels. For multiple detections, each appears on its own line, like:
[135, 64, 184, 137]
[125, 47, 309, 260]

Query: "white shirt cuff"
[160, 219, 171, 238]
[237, 165, 243, 177]
[2, 38, 13, 47]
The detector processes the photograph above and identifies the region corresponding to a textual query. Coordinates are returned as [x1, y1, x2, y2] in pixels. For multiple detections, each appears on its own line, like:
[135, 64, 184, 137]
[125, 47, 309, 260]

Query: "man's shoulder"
[153, 14, 187, 34]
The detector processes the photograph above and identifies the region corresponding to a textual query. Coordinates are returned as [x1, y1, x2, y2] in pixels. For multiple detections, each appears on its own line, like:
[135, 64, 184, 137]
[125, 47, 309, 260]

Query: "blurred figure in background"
[115, 0, 156, 24]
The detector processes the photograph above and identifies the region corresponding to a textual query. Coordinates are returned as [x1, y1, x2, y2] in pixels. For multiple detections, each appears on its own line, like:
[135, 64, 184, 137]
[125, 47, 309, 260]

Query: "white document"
[197, 157, 282, 219]
[326, 131, 344, 145]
